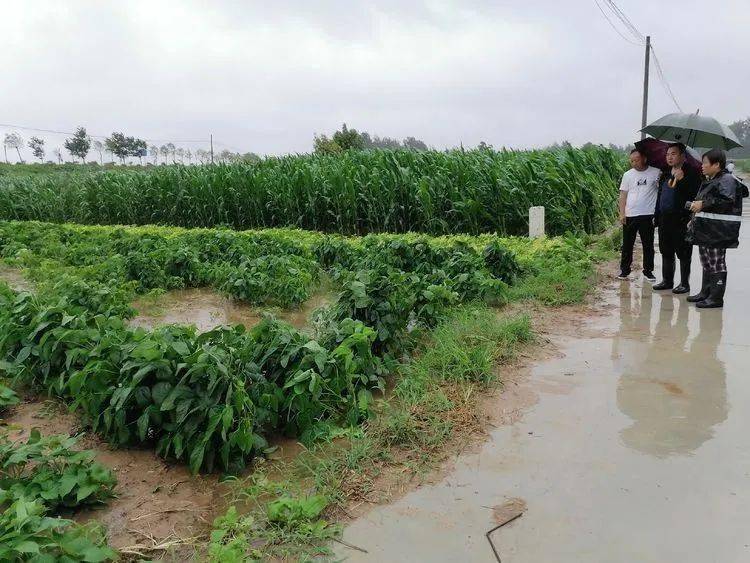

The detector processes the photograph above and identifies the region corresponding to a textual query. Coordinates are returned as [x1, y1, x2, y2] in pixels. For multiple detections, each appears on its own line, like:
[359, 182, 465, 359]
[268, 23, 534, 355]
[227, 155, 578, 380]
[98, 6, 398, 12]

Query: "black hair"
[702, 148, 727, 169]
[630, 148, 647, 161]
[667, 143, 686, 154]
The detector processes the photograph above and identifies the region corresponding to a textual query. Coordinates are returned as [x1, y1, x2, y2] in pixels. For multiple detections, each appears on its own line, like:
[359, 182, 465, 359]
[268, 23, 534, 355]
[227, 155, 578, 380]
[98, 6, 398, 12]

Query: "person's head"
[629, 148, 648, 171]
[666, 143, 686, 167]
[701, 148, 726, 178]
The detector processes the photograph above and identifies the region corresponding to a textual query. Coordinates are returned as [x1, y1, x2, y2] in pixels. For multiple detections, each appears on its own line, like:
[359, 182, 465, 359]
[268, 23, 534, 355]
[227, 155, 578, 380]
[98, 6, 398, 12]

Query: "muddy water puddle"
[130, 286, 337, 333]
[0, 264, 32, 292]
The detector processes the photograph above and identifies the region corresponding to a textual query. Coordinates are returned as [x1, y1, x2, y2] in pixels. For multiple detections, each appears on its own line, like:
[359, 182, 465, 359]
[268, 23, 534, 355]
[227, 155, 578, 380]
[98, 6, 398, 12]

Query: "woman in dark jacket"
[687, 149, 749, 308]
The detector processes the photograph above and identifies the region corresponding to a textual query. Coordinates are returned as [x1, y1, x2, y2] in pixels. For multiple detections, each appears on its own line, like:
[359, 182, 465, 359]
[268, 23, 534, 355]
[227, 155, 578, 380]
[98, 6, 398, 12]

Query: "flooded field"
[130, 286, 337, 333]
[0, 264, 32, 292]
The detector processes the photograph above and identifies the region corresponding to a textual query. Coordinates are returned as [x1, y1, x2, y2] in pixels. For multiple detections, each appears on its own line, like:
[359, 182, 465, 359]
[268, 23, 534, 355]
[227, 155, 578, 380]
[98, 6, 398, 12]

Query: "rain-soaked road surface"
[335, 201, 750, 562]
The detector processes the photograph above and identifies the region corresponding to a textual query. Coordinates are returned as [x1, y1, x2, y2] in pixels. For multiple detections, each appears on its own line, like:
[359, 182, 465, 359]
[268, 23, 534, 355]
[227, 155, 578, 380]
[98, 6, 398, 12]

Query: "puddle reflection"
[614, 285, 727, 458]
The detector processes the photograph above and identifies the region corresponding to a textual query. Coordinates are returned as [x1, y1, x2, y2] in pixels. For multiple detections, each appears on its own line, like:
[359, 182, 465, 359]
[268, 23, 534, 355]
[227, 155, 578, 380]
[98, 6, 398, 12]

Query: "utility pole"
[210, 134, 214, 164]
[641, 35, 651, 139]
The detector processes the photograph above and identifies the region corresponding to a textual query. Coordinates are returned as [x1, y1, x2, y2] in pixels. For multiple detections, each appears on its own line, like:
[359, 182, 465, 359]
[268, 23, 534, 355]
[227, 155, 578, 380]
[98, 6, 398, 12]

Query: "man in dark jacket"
[687, 148, 749, 308]
[653, 144, 701, 293]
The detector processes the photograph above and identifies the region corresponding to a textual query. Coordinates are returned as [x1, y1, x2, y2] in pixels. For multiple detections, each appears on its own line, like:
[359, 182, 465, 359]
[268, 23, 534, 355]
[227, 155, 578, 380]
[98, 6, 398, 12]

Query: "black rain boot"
[696, 272, 726, 309]
[653, 257, 674, 290]
[673, 260, 691, 294]
[687, 271, 710, 303]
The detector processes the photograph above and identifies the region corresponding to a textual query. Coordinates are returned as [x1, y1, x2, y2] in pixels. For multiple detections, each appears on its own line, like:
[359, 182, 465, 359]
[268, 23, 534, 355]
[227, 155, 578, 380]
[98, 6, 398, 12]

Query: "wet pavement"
[335, 208, 750, 562]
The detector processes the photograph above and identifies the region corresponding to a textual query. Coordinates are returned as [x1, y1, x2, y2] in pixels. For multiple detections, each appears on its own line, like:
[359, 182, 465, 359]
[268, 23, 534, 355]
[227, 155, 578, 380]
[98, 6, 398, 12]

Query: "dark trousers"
[620, 215, 655, 274]
[657, 214, 693, 284]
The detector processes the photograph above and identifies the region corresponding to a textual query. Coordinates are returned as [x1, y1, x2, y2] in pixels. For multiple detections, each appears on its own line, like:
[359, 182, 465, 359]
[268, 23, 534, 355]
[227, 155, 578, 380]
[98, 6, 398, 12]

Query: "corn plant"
[0, 147, 623, 236]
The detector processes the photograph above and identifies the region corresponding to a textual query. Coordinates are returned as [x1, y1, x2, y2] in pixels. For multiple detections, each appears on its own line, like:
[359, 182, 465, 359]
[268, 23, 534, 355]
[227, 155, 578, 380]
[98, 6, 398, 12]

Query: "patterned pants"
[698, 246, 727, 273]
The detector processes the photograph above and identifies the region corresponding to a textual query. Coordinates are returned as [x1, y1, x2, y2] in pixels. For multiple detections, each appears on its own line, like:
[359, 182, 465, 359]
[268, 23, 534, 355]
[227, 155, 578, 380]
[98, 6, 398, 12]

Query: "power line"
[593, 0, 643, 46]
[0, 122, 207, 144]
[592, 0, 684, 113]
[650, 44, 683, 112]
[603, 0, 645, 43]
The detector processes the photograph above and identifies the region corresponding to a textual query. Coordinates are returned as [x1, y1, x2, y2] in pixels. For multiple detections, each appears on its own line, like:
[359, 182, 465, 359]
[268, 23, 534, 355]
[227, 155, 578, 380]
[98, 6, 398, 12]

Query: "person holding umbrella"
[686, 149, 748, 308]
[652, 143, 700, 293]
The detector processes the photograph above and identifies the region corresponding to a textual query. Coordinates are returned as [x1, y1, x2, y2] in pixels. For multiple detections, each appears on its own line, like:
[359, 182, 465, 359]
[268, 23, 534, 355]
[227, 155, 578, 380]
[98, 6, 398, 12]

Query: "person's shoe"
[672, 283, 690, 295]
[643, 271, 657, 283]
[687, 271, 710, 303]
[696, 272, 726, 309]
[617, 270, 631, 280]
[653, 280, 674, 290]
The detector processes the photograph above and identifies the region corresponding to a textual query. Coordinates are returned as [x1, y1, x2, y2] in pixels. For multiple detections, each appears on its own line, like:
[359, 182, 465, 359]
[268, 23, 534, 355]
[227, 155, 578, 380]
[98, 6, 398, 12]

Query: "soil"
[1, 398, 227, 559]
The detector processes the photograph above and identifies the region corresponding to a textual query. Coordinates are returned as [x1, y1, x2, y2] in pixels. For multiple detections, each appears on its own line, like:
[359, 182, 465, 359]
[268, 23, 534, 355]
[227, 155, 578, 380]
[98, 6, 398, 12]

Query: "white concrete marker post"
[529, 206, 545, 239]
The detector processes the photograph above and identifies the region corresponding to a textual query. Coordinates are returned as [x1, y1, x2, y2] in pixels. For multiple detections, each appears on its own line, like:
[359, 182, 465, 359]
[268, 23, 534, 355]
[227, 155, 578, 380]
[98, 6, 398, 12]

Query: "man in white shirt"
[618, 148, 661, 281]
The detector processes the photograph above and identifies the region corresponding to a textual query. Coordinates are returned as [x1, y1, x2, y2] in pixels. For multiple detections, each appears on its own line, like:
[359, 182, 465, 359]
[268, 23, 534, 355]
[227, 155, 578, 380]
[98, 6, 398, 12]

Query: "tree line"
[2, 128, 260, 166]
[313, 123, 429, 154]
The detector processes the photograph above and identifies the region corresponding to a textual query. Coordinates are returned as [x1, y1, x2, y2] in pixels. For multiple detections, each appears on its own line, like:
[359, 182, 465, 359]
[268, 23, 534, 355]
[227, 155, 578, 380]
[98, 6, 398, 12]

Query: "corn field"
[0, 147, 624, 236]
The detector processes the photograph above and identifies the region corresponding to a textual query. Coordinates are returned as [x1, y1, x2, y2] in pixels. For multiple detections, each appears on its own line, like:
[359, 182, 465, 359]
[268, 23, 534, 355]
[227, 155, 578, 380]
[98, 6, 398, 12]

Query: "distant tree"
[195, 148, 208, 164]
[165, 142, 176, 164]
[240, 152, 261, 163]
[217, 149, 233, 163]
[159, 145, 169, 164]
[4, 132, 24, 163]
[105, 132, 131, 163]
[92, 140, 104, 164]
[729, 118, 750, 145]
[332, 123, 364, 150]
[185, 149, 193, 165]
[28, 136, 45, 161]
[175, 147, 186, 164]
[403, 136, 428, 151]
[313, 134, 343, 155]
[127, 137, 147, 164]
[64, 127, 91, 163]
[149, 144, 159, 164]
[729, 118, 750, 158]
[361, 132, 402, 149]
[52, 147, 63, 164]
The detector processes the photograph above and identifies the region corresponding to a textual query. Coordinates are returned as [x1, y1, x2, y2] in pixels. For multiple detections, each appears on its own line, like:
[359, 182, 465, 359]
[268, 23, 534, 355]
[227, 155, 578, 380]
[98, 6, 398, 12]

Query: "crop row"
[0, 147, 623, 236]
[0, 220, 594, 475]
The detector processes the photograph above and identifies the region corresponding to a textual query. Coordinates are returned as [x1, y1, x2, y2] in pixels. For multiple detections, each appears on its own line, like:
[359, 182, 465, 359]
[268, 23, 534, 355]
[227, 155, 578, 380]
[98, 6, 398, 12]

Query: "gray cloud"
[1, 0, 748, 159]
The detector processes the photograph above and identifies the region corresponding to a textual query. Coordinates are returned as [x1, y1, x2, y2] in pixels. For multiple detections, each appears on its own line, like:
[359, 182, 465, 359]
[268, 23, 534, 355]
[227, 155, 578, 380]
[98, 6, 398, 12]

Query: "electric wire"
[603, 0, 646, 43]
[593, 0, 644, 46]
[0, 122, 207, 144]
[650, 45, 683, 112]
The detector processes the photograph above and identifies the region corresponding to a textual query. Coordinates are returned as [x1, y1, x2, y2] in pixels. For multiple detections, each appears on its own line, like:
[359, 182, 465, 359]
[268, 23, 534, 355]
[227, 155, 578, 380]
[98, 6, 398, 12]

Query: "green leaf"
[171, 341, 190, 356]
[189, 443, 206, 475]
[13, 540, 40, 554]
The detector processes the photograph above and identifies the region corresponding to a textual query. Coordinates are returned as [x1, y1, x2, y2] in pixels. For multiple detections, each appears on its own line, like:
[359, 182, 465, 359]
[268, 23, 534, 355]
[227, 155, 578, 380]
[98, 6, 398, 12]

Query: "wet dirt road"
[335, 208, 750, 562]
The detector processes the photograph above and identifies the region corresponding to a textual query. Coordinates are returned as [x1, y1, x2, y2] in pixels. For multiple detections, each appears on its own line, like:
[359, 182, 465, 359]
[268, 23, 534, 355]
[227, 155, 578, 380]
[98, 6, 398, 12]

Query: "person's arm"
[618, 190, 628, 225]
[654, 172, 664, 224]
[701, 176, 736, 213]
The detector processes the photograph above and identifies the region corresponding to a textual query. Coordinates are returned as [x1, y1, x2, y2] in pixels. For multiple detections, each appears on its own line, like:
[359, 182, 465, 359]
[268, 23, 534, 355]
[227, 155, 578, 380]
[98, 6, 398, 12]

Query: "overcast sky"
[1, 0, 748, 160]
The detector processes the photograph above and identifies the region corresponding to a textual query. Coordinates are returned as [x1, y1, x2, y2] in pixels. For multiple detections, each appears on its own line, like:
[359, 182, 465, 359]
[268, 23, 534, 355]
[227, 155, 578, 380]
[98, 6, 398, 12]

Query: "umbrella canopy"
[641, 112, 742, 150]
[634, 138, 702, 172]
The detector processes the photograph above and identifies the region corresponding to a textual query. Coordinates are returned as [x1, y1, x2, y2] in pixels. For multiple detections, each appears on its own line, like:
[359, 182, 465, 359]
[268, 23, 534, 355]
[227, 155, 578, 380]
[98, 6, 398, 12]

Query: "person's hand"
[673, 168, 685, 183]
[620, 215, 627, 225]
[690, 200, 703, 213]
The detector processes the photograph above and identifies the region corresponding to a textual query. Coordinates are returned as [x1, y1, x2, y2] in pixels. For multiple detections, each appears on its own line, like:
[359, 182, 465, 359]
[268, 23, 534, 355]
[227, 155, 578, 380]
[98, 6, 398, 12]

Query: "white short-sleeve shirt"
[620, 166, 661, 217]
